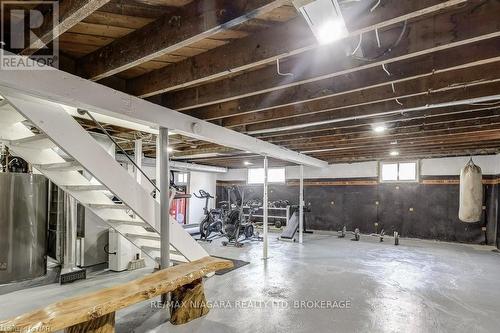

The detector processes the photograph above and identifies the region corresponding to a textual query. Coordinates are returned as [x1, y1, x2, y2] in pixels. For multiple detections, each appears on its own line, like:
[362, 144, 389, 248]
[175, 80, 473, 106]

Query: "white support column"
[155, 135, 160, 202]
[159, 128, 170, 269]
[159, 127, 170, 304]
[134, 138, 142, 185]
[299, 164, 304, 244]
[263, 156, 269, 259]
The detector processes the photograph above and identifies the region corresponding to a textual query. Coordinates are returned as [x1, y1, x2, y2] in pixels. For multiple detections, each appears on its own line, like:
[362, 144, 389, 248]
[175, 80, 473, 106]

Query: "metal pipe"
[299, 165, 304, 244]
[246, 94, 500, 135]
[263, 156, 269, 259]
[159, 127, 170, 304]
[77, 109, 160, 192]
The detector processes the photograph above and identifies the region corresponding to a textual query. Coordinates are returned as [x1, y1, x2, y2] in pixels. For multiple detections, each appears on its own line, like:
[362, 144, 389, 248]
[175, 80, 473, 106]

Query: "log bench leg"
[170, 278, 209, 325]
[65, 312, 115, 333]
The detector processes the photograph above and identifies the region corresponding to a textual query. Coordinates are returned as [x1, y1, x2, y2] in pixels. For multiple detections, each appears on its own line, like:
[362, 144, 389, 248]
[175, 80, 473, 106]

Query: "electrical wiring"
[352, 20, 408, 62]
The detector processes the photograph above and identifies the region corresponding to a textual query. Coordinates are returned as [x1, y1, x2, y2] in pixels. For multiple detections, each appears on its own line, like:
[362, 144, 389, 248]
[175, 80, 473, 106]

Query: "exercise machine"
[194, 190, 223, 241]
[278, 204, 312, 242]
[221, 186, 261, 247]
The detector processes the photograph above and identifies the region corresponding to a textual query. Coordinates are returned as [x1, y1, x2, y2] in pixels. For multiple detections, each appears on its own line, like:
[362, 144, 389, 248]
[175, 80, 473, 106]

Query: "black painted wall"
[217, 177, 500, 246]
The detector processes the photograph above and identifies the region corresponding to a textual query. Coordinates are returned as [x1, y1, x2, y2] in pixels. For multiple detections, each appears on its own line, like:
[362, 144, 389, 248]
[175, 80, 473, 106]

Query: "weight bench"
[0, 256, 233, 333]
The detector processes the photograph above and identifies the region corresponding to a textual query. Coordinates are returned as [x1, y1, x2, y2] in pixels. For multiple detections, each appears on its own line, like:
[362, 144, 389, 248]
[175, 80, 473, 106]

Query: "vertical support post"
[159, 127, 170, 304]
[134, 138, 142, 185]
[155, 135, 160, 202]
[63, 194, 77, 270]
[299, 165, 304, 244]
[263, 156, 269, 259]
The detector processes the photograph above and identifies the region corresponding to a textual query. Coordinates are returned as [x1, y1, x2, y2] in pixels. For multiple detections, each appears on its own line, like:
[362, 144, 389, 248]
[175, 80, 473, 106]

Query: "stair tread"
[140, 245, 182, 255]
[66, 185, 107, 191]
[87, 203, 127, 209]
[126, 232, 160, 240]
[10, 134, 56, 149]
[35, 160, 81, 171]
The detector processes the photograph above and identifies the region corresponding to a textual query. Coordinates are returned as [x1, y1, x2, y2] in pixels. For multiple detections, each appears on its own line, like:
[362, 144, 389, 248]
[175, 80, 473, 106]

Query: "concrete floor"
[1, 232, 500, 332]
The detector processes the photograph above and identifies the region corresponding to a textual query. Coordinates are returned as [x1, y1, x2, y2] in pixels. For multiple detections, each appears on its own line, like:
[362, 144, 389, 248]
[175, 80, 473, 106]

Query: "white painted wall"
[420, 155, 500, 176]
[188, 171, 217, 225]
[217, 154, 500, 181]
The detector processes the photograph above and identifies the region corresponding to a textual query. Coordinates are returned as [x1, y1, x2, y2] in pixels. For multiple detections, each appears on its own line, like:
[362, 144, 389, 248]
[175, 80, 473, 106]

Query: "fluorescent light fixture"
[293, 0, 348, 45]
[373, 125, 386, 133]
[390, 151, 400, 156]
[244, 161, 253, 166]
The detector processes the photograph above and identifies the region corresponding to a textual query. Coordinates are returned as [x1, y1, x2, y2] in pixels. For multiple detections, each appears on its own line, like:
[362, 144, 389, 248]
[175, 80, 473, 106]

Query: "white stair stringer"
[0, 89, 208, 264]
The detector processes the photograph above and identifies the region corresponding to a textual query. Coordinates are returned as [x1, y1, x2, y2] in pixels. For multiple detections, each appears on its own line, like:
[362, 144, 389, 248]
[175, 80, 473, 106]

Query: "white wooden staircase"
[0, 89, 208, 266]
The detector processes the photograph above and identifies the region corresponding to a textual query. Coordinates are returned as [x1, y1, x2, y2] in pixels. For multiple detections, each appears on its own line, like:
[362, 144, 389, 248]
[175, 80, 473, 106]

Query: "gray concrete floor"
[1, 232, 500, 332]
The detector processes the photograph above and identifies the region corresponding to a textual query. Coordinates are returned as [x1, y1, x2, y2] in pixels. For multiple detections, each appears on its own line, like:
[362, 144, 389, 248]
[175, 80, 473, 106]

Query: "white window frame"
[379, 160, 419, 183]
[247, 167, 286, 184]
[176, 172, 189, 185]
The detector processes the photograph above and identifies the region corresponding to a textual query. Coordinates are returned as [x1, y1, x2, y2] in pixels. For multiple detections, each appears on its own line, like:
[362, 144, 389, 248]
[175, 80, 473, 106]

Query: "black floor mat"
[213, 256, 250, 275]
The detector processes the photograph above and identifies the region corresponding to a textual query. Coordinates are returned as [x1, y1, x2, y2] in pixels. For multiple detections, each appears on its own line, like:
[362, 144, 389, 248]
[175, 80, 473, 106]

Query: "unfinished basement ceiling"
[6, 0, 500, 167]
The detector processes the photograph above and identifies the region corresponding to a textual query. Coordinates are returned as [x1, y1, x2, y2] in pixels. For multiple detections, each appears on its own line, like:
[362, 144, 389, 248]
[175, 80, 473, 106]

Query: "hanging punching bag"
[459, 159, 483, 223]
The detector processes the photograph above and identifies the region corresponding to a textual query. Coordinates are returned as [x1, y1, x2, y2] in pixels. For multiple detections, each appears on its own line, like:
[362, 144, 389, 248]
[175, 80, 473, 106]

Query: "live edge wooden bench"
[0, 256, 233, 333]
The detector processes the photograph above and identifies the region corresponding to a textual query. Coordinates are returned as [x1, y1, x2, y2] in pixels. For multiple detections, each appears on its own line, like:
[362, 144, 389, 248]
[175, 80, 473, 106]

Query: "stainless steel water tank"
[0, 173, 48, 284]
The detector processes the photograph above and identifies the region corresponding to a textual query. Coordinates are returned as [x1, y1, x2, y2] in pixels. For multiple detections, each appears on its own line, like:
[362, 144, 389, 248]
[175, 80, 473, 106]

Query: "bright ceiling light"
[390, 151, 399, 156]
[374, 125, 386, 133]
[167, 147, 174, 153]
[316, 19, 347, 45]
[244, 161, 253, 166]
[293, 0, 347, 45]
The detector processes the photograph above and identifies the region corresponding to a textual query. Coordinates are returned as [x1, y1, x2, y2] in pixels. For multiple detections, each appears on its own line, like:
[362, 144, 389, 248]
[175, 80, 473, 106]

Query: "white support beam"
[299, 165, 304, 244]
[0, 55, 327, 168]
[116, 154, 228, 174]
[134, 139, 142, 185]
[263, 156, 269, 259]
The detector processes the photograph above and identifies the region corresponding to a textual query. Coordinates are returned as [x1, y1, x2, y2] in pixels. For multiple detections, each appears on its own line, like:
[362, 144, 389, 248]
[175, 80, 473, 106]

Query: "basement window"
[176, 172, 189, 184]
[380, 161, 418, 182]
[247, 167, 286, 184]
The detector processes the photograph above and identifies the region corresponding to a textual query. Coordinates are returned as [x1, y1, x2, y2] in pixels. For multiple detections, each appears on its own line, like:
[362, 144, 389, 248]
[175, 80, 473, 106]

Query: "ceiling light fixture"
[390, 151, 399, 156]
[293, 0, 347, 45]
[373, 125, 386, 133]
[244, 161, 253, 166]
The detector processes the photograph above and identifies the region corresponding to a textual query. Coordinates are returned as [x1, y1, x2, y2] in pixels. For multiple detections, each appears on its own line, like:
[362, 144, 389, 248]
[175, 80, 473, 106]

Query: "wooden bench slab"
[0, 256, 233, 333]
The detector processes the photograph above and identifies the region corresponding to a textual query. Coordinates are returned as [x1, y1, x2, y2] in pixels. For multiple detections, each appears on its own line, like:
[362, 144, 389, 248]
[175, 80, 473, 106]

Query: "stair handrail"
[77, 109, 160, 193]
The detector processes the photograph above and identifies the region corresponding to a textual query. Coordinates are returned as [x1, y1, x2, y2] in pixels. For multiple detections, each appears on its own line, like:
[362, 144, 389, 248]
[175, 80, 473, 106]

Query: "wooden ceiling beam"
[286, 127, 500, 152]
[242, 80, 500, 133]
[78, 0, 289, 80]
[167, 0, 500, 111]
[276, 114, 500, 146]
[21, 0, 111, 55]
[321, 149, 499, 164]
[309, 141, 500, 159]
[189, 40, 500, 121]
[261, 106, 500, 143]
[220, 61, 500, 127]
[129, 0, 462, 97]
